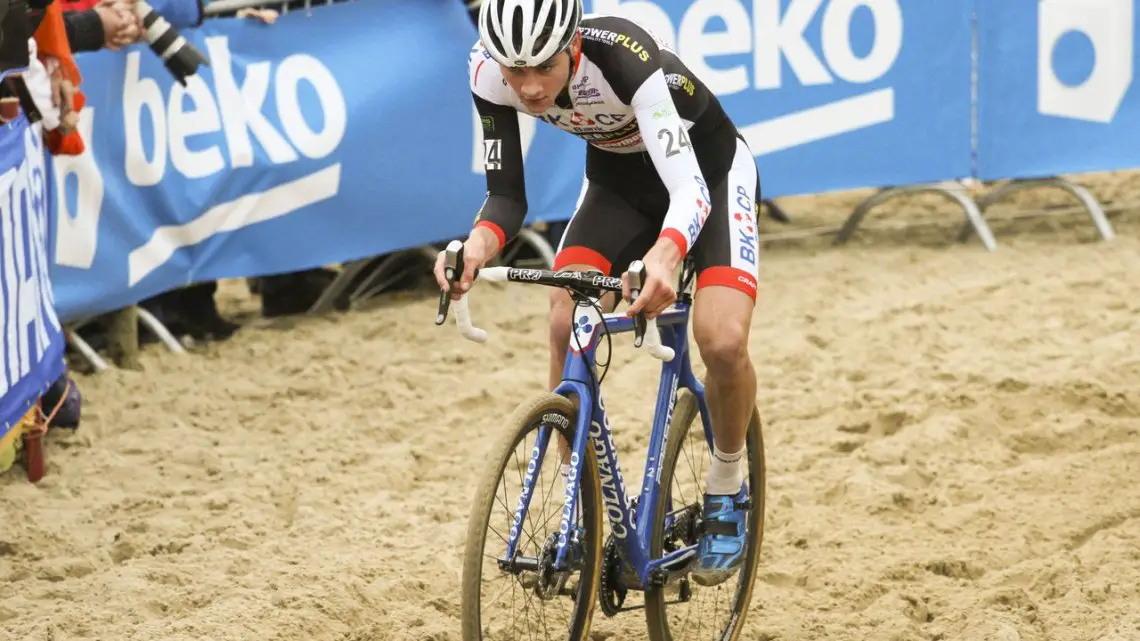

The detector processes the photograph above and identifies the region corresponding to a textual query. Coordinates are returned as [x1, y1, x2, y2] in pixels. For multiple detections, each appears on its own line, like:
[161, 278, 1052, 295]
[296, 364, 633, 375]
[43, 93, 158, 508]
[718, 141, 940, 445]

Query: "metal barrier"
[65, 309, 187, 373]
[307, 228, 558, 315]
[834, 181, 998, 251]
[957, 177, 1115, 243]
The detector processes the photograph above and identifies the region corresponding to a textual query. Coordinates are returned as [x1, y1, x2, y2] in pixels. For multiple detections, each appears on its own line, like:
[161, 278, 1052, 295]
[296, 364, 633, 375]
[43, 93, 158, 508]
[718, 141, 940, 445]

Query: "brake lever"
[627, 260, 648, 347]
[436, 239, 464, 325]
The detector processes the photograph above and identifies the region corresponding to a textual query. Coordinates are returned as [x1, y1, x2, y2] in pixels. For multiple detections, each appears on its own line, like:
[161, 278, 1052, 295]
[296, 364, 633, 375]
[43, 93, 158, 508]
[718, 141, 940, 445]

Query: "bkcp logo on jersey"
[589, 0, 904, 156]
[1037, 0, 1134, 124]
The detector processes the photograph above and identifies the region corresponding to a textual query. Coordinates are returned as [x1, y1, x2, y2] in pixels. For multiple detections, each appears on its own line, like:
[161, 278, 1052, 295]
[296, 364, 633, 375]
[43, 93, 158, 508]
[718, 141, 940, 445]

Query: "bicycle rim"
[461, 393, 604, 641]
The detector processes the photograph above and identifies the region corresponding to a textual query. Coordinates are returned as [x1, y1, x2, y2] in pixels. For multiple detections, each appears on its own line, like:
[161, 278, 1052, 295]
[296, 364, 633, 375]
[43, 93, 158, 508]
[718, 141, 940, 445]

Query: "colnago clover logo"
[569, 306, 610, 354]
[572, 314, 595, 349]
[1037, 0, 1134, 124]
[590, 0, 904, 155]
[52, 36, 348, 287]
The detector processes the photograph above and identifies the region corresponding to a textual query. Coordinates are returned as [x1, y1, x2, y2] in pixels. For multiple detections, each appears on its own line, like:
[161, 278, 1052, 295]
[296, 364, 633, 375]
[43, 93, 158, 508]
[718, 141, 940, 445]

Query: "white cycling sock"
[705, 443, 745, 496]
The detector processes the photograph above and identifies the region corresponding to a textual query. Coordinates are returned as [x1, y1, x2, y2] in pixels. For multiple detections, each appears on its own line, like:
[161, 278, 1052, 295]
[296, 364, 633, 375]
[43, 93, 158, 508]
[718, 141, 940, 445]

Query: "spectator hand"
[47, 61, 79, 135]
[236, 8, 279, 24]
[95, 0, 142, 51]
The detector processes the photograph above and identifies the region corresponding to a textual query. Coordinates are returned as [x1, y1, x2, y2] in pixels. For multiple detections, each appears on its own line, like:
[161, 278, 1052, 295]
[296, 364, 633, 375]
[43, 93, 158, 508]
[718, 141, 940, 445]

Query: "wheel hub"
[535, 532, 570, 600]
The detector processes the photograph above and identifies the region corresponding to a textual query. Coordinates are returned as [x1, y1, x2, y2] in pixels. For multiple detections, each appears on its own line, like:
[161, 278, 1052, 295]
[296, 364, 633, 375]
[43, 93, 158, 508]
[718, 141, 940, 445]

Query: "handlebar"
[436, 240, 675, 362]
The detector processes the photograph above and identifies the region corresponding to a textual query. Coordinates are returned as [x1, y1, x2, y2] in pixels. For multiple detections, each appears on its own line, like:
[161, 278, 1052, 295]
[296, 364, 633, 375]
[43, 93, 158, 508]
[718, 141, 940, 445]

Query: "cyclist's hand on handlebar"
[624, 240, 681, 319]
[434, 227, 498, 301]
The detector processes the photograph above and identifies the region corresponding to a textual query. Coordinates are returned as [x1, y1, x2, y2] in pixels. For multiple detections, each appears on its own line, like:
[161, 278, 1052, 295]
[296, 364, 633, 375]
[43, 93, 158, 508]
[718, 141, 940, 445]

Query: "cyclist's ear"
[568, 33, 582, 66]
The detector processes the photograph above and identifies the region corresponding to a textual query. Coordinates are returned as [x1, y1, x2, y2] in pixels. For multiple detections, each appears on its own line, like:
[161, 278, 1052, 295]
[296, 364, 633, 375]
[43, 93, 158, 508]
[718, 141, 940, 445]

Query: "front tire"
[461, 393, 605, 641]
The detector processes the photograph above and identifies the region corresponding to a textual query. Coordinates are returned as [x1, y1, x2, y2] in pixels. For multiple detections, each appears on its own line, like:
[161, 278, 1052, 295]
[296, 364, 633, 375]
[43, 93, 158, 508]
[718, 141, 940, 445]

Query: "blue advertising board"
[0, 115, 66, 439]
[48, 0, 1138, 325]
[49, 0, 585, 321]
[586, 0, 974, 194]
[976, 0, 1139, 180]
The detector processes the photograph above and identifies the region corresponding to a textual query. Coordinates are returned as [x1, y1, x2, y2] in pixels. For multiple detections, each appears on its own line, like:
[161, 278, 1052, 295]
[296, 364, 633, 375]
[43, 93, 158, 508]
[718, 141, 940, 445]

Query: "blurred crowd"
[0, 0, 283, 476]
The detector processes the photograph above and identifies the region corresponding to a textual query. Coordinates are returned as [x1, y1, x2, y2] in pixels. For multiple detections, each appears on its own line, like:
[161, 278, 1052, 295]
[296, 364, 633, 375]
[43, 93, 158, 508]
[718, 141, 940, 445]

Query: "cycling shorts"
[553, 136, 762, 300]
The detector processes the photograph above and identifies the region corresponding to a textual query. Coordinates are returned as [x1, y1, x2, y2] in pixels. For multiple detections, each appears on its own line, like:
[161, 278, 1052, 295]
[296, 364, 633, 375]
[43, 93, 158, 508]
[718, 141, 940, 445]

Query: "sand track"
[3, 172, 1139, 641]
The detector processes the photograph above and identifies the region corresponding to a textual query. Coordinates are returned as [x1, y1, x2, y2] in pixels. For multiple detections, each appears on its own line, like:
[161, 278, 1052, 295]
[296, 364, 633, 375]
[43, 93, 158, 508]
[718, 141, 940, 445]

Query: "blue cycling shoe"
[690, 487, 750, 587]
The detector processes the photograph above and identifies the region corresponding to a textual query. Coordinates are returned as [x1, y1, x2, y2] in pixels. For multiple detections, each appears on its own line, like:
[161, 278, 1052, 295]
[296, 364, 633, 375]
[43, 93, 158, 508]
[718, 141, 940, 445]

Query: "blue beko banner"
[48, 0, 586, 322]
[976, 0, 1140, 181]
[0, 115, 66, 438]
[149, 0, 203, 28]
[584, 0, 974, 195]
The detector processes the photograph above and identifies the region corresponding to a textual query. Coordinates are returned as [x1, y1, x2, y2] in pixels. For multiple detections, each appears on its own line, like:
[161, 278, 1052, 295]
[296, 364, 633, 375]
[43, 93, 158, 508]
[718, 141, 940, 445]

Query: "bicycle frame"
[501, 294, 715, 589]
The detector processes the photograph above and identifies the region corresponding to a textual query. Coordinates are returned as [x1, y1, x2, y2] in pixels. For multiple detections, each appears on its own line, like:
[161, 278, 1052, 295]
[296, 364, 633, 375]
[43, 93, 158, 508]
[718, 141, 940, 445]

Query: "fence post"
[106, 306, 141, 370]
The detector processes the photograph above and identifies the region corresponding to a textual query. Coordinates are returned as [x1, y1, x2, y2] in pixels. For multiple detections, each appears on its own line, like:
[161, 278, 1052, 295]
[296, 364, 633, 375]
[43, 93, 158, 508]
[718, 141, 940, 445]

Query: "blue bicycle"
[436, 241, 766, 641]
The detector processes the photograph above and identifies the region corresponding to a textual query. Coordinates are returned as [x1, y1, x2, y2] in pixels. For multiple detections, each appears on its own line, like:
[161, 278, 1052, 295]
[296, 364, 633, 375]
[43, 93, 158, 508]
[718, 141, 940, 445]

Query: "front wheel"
[644, 386, 767, 641]
[460, 393, 605, 641]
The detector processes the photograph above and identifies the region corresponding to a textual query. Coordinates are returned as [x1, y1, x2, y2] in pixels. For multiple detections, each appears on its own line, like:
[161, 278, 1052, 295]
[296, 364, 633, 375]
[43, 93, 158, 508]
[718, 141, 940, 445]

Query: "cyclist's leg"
[688, 137, 762, 585]
[549, 176, 658, 463]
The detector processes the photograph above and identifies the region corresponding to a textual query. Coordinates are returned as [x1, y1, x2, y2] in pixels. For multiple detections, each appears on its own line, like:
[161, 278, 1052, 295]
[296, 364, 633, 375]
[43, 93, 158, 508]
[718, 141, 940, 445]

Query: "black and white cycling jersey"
[469, 13, 746, 259]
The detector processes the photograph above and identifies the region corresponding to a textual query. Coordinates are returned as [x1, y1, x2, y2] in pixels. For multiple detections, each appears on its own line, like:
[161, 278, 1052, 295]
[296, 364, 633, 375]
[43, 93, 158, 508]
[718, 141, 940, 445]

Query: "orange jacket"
[34, 2, 86, 155]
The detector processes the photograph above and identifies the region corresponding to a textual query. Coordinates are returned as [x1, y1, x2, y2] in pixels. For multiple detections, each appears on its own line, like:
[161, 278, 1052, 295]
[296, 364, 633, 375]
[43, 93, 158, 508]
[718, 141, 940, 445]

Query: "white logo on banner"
[1038, 0, 1134, 123]
[53, 36, 349, 286]
[590, 0, 904, 155]
[0, 123, 63, 397]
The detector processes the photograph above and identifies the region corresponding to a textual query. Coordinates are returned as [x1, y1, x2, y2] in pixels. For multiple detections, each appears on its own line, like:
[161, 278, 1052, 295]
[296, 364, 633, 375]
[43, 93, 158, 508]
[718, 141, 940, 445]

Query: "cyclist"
[435, 0, 762, 587]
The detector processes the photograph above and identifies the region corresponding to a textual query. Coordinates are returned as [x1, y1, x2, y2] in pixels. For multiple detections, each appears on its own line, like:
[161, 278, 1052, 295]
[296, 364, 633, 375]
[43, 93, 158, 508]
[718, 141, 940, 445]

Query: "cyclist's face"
[502, 39, 578, 114]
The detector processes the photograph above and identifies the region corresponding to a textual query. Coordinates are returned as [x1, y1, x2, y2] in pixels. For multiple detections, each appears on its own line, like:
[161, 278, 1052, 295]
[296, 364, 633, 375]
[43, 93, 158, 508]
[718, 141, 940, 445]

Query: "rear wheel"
[461, 393, 605, 640]
[644, 386, 767, 641]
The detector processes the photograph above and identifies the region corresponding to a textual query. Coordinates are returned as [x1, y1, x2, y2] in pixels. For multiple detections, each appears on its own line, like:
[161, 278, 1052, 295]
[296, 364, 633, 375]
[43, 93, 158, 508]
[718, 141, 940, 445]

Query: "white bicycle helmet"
[478, 0, 583, 67]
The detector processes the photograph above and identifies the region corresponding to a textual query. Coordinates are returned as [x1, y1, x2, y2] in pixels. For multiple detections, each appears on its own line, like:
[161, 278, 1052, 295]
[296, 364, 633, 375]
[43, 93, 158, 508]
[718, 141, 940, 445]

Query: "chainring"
[598, 534, 628, 617]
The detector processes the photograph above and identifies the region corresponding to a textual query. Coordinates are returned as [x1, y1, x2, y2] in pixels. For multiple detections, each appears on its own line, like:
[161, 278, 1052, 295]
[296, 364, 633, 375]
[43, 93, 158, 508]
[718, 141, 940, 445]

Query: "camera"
[132, 0, 209, 86]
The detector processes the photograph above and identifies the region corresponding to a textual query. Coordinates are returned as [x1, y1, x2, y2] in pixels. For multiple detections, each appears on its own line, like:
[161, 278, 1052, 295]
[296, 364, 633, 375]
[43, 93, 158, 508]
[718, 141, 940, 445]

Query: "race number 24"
[658, 125, 692, 157]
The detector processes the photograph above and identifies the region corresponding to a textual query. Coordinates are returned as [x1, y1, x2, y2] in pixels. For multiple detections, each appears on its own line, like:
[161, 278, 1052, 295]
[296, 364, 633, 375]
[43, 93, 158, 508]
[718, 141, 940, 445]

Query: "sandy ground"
[2, 171, 1140, 641]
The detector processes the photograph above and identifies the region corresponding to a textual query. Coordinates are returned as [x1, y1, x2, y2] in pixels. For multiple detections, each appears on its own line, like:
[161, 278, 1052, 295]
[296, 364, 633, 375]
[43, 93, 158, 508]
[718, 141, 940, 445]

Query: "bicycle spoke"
[495, 492, 514, 524]
[488, 524, 509, 547]
[510, 579, 519, 639]
[484, 574, 521, 617]
[520, 584, 537, 641]
[500, 475, 513, 532]
[538, 595, 552, 639]
[540, 456, 561, 528]
[684, 435, 701, 493]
